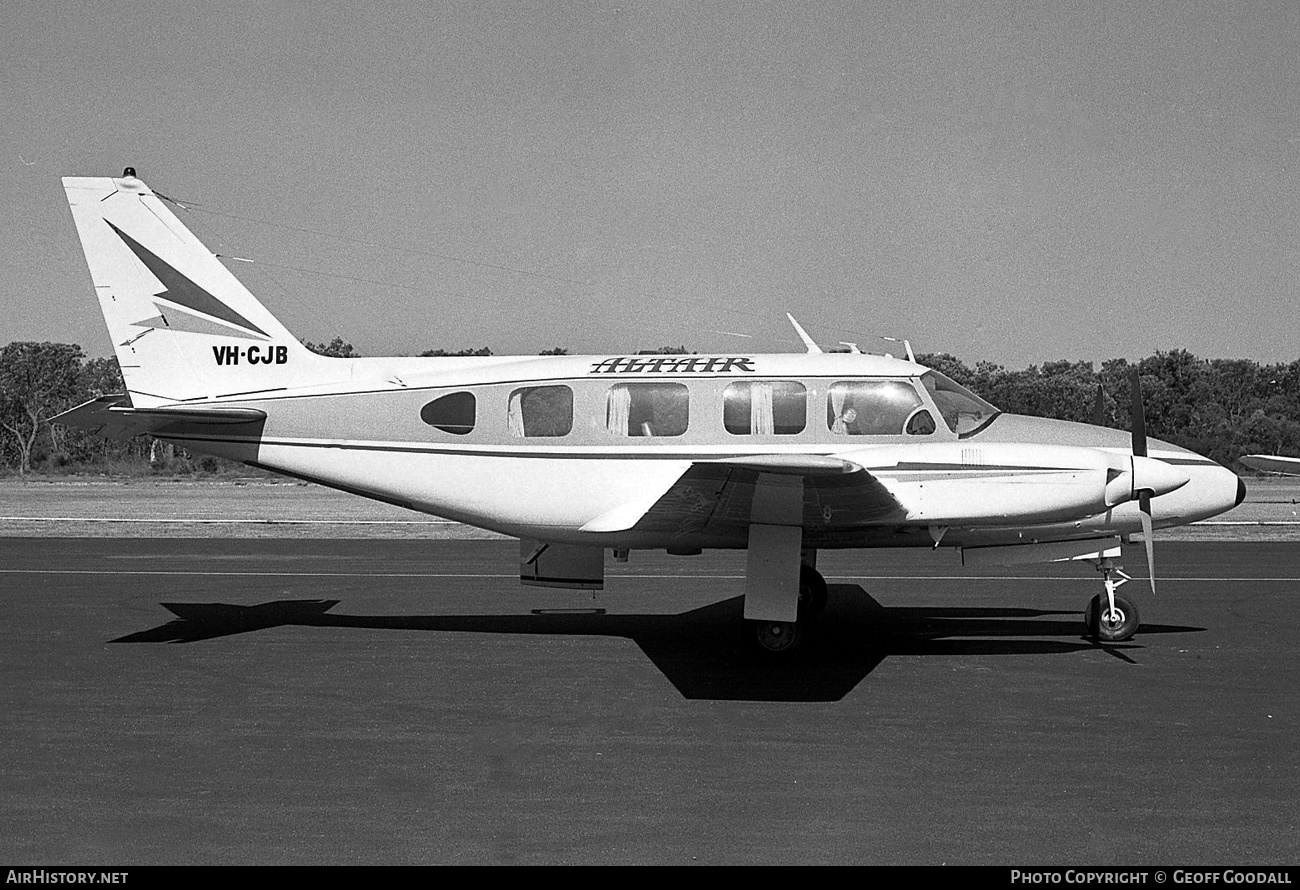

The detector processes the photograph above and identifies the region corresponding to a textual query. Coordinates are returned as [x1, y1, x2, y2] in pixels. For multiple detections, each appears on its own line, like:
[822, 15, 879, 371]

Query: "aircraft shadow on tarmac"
[111, 585, 1206, 702]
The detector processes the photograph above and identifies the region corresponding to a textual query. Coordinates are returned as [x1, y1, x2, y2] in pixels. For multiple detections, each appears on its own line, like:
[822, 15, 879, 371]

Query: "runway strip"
[1, 537, 1296, 865]
[4, 568, 1300, 582]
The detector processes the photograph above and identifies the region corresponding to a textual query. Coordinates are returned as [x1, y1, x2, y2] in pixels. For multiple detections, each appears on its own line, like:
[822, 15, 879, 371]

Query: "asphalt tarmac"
[1, 538, 1297, 865]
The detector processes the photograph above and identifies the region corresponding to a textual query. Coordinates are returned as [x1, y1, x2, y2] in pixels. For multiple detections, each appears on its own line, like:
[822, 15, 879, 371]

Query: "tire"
[751, 620, 802, 655]
[1084, 593, 1140, 642]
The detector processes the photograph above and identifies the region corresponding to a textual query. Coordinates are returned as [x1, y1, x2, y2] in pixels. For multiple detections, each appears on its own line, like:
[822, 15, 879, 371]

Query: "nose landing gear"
[1084, 557, 1141, 642]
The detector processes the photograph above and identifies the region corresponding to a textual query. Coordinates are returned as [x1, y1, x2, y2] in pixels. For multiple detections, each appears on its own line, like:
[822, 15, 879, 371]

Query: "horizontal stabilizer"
[54, 395, 267, 440]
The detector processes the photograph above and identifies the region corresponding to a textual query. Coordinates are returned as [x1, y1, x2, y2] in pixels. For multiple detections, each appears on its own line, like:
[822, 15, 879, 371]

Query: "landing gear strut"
[798, 564, 828, 620]
[1084, 557, 1141, 642]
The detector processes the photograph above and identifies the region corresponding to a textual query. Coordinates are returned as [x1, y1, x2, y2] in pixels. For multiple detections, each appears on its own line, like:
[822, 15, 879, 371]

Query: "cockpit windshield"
[920, 371, 1000, 437]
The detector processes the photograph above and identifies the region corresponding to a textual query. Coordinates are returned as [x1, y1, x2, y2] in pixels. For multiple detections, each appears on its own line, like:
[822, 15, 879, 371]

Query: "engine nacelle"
[1104, 455, 1190, 507]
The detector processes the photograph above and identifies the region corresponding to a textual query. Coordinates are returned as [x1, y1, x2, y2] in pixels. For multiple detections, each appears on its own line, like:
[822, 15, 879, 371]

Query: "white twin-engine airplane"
[58, 169, 1245, 654]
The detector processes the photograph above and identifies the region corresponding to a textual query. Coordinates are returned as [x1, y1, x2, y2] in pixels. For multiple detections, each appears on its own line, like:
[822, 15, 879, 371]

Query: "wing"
[1239, 454, 1300, 476]
[581, 454, 905, 545]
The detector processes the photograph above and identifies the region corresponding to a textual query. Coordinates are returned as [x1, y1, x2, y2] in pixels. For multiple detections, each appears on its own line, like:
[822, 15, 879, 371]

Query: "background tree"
[913, 352, 975, 388]
[55, 356, 134, 467]
[3, 342, 1299, 475]
[303, 337, 360, 357]
[0, 342, 86, 474]
[419, 347, 493, 357]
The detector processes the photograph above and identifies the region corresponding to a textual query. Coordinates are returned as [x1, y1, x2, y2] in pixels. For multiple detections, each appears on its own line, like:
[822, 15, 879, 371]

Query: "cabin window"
[826, 380, 922, 435]
[606, 383, 689, 437]
[723, 381, 807, 435]
[921, 371, 1000, 436]
[420, 391, 476, 435]
[508, 385, 573, 437]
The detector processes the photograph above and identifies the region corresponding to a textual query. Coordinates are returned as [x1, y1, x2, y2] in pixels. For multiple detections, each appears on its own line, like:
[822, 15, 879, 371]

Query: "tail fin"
[62, 170, 323, 407]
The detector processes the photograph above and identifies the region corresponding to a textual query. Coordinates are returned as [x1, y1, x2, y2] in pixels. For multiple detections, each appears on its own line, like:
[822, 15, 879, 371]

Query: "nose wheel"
[1084, 558, 1141, 642]
[1084, 593, 1140, 642]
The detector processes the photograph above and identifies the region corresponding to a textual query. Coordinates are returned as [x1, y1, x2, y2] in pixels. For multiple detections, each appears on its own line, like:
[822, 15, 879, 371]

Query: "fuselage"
[149, 351, 1245, 551]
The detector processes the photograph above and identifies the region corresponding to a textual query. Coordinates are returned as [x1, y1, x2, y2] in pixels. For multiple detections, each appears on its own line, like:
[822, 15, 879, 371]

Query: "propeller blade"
[1129, 366, 1147, 458]
[1139, 491, 1156, 595]
[1092, 382, 1105, 426]
[1131, 367, 1155, 593]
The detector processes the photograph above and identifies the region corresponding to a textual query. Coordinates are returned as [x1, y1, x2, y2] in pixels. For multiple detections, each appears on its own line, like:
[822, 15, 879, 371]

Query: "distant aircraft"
[1239, 454, 1300, 475]
[57, 169, 1245, 653]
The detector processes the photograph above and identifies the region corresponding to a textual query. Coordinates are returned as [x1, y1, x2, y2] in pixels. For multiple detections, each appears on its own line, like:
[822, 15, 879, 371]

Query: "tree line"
[915, 350, 1300, 468]
[2, 339, 1298, 475]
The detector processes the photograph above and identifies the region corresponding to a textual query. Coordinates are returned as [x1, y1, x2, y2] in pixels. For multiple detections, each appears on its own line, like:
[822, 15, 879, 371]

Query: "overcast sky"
[4, 0, 1298, 366]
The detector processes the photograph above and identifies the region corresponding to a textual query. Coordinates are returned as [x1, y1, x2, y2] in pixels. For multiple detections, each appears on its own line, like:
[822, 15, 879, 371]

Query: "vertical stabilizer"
[62, 171, 323, 406]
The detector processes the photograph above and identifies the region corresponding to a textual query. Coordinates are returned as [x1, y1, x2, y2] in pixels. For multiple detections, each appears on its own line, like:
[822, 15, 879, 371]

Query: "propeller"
[1130, 366, 1156, 594]
[1091, 382, 1106, 426]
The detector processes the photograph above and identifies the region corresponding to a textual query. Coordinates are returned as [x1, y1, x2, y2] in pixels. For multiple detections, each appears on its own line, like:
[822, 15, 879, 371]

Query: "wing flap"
[699, 453, 859, 476]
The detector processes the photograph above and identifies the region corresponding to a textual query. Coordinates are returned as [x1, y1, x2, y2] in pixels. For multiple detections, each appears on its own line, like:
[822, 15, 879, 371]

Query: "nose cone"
[1154, 461, 1245, 524]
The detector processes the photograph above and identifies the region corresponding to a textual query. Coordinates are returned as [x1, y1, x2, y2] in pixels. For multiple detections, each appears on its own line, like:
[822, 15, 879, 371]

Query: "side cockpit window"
[421, 392, 476, 435]
[606, 383, 688, 437]
[508, 385, 573, 437]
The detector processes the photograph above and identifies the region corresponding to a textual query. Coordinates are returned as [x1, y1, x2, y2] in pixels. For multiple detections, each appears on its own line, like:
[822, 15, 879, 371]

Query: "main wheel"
[798, 565, 829, 619]
[751, 619, 802, 655]
[1084, 593, 1140, 642]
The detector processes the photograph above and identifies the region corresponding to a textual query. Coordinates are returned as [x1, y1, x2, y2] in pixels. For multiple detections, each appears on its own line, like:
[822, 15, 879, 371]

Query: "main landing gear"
[1083, 556, 1141, 642]
[750, 564, 828, 656]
